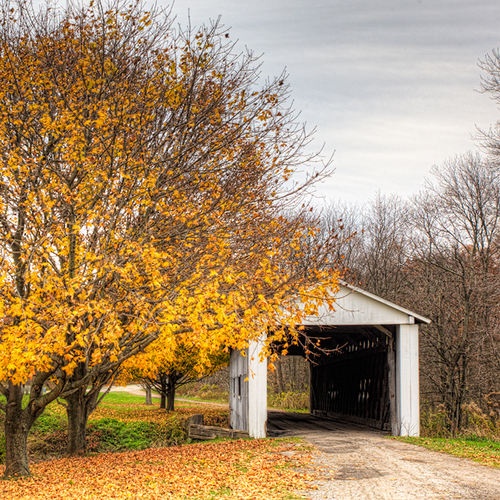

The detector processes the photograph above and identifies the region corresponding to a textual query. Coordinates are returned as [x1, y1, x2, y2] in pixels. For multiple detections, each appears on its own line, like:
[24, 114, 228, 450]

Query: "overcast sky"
[163, 0, 500, 205]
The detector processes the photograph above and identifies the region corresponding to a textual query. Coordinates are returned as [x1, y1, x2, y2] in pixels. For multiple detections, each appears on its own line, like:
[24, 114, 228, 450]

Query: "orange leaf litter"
[0, 439, 318, 499]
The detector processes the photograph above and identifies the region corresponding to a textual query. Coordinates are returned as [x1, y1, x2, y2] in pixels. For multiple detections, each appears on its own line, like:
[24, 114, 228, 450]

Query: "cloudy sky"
[163, 0, 500, 204]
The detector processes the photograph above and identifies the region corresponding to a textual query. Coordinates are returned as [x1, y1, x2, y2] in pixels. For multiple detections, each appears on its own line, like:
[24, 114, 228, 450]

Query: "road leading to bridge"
[268, 410, 500, 500]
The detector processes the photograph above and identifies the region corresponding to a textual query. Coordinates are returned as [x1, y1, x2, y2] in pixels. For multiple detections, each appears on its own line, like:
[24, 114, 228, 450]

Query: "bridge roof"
[302, 281, 431, 327]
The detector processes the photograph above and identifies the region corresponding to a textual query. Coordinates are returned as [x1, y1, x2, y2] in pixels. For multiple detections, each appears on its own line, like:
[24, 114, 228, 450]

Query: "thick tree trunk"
[65, 385, 99, 455]
[4, 420, 31, 477]
[166, 374, 177, 412]
[144, 385, 152, 405]
[3, 384, 36, 477]
[66, 392, 89, 455]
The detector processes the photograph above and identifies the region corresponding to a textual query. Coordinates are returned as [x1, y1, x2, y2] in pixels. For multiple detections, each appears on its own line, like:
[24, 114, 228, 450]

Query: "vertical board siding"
[229, 349, 249, 432]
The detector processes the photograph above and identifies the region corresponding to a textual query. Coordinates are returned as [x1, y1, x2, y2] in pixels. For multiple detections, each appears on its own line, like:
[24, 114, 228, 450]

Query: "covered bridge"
[229, 282, 430, 438]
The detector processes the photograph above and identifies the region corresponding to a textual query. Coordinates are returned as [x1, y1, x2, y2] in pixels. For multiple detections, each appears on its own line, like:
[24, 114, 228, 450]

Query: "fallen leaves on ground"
[0, 439, 316, 499]
[47, 400, 229, 427]
[90, 403, 230, 427]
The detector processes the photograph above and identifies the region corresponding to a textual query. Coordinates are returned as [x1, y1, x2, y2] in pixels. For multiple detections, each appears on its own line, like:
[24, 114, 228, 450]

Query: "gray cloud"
[166, 0, 500, 203]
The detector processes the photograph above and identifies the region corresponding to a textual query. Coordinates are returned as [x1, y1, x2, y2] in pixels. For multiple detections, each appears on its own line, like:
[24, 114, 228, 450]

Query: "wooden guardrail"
[189, 423, 250, 440]
[185, 414, 250, 440]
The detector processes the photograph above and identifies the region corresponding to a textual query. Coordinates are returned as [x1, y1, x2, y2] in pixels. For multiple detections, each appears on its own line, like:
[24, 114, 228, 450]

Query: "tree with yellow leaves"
[0, 0, 338, 476]
[122, 333, 229, 411]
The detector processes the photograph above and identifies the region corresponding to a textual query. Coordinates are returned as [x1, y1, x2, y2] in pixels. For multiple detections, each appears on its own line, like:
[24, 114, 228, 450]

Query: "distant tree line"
[318, 49, 500, 432]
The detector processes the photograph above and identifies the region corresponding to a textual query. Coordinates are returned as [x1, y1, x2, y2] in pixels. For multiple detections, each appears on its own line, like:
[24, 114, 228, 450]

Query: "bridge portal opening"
[281, 325, 395, 431]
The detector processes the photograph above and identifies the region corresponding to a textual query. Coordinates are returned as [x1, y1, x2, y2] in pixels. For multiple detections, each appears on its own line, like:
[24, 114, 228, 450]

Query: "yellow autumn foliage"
[0, 0, 338, 476]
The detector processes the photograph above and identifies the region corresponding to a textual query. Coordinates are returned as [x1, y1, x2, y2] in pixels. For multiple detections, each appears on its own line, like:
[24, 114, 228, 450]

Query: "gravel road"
[268, 411, 500, 500]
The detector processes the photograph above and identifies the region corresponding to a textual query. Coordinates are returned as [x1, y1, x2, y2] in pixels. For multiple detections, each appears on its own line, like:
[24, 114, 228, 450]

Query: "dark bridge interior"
[278, 325, 395, 430]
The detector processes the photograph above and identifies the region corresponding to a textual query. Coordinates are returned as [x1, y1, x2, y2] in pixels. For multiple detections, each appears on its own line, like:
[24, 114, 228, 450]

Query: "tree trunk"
[65, 385, 99, 455]
[166, 374, 177, 411]
[159, 374, 167, 409]
[4, 420, 30, 477]
[3, 384, 35, 477]
[66, 387, 89, 455]
[144, 385, 152, 405]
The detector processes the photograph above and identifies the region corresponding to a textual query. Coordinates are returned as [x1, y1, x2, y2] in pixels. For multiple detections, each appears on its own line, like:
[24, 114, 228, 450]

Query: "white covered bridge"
[229, 282, 430, 438]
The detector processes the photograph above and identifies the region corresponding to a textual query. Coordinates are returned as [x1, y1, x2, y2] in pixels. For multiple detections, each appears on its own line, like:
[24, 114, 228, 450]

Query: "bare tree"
[320, 200, 364, 282]
[359, 193, 413, 302]
[412, 152, 500, 431]
[322, 194, 412, 303]
[319, 154, 500, 433]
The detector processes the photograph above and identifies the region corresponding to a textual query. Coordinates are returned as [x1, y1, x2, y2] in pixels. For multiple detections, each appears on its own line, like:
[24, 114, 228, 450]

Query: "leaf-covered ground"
[47, 392, 230, 427]
[91, 401, 230, 427]
[1, 393, 319, 498]
[1, 393, 232, 460]
[0, 438, 316, 499]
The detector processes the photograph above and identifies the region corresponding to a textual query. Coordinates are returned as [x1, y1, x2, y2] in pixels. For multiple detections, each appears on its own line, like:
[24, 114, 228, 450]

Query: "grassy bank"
[0, 391, 315, 499]
[395, 435, 500, 468]
[0, 438, 314, 499]
[0, 392, 230, 462]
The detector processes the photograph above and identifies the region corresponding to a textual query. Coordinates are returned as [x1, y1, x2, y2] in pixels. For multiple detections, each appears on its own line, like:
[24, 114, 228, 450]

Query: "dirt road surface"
[115, 387, 500, 499]
[268, 411, 500, 500]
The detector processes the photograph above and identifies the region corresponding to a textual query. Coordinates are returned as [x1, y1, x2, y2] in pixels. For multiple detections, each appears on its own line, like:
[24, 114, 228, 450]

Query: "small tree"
[127, 336, 229, 411]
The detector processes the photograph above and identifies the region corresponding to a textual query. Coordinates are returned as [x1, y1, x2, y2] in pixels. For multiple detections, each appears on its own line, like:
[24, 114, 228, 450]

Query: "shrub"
[462, 402, 500, 438]
[87, 416, 188, 452]
[32, 411, 66, 434]
[268, 391, 309, 411]
[420, 406, 452, 438]
[421, 402, 500, 439]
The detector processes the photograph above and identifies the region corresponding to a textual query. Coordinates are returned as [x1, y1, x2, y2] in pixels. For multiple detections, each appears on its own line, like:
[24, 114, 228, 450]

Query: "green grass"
[99, 391, 148, 405]
[395, 435, 500, 468]
[0, 390, 231, 463]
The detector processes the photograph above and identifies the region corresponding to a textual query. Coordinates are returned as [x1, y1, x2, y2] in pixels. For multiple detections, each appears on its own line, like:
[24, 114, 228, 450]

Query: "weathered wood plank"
[189, 424, 250, 441]
[183, 414, 204, 429]
[312, 409, 390, 431]
[387, 337, 397, 435]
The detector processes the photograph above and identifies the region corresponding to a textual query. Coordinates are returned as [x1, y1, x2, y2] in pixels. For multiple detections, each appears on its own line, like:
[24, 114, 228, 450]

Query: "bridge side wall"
[229, 338, 267, 438]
